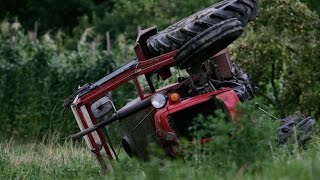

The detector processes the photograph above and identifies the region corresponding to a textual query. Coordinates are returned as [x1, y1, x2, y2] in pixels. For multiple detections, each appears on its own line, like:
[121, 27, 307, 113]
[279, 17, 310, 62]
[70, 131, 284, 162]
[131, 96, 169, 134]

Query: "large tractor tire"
[278, 116, 317, 146]
[175, 18, 243, 70]
[147, 0, 259, 56]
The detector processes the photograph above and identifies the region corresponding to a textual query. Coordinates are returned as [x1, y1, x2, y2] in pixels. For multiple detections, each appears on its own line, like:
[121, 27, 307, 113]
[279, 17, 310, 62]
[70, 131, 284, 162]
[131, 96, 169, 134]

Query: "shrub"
[231, 0, 320, 117]
[0, 21, 115, 139]
[185, 100, 279, 175]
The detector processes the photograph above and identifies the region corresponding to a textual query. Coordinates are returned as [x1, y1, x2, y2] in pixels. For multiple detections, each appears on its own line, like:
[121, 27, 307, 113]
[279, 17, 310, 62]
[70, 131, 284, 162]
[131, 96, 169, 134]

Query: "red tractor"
[65, 0, 316, 172]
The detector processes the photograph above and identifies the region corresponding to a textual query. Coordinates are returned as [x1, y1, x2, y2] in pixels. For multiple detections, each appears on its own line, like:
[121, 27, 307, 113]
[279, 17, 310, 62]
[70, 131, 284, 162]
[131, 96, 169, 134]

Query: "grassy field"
[1, 111, 320, 180]
[0, 138, 100, 179]
[1, 137, 320, 180]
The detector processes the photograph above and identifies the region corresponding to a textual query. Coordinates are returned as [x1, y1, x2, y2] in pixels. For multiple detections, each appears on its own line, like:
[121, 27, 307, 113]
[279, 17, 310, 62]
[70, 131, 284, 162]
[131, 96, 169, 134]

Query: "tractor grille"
[168, 99, 223, 140]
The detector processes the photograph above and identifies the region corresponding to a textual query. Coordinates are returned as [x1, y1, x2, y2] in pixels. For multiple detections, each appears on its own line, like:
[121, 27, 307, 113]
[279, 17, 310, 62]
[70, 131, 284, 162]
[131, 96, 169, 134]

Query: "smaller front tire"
[278, 115, 317, 146]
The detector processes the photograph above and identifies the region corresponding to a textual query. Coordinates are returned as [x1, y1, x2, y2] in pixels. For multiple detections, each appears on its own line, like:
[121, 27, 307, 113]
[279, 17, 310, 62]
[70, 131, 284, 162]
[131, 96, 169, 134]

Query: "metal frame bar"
[76, 51, 176, 106]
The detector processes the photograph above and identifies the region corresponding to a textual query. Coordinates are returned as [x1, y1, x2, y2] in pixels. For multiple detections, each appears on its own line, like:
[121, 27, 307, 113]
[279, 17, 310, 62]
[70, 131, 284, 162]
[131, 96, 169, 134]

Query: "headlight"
[151, 93, 167, 109]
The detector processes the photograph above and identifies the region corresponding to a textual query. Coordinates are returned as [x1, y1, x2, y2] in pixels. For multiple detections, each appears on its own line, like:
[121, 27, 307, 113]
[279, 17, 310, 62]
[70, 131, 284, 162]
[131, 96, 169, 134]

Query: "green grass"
[1, 106, 319, 180]
[0, 138, 101, 179]
[1, 137, 320, 180]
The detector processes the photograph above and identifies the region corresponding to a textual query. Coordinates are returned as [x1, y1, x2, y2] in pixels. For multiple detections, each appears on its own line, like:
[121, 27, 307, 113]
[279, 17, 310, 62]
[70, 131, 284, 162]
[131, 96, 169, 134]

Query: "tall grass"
[1, 101, 318, 180]
[0, 138, 100, 179]
[1, 138, 319, 180]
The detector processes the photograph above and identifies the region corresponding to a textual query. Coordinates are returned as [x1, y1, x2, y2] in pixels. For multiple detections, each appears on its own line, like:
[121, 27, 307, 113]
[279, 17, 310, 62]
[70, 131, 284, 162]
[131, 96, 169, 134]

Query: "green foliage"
[0, 0, 115, 35]
[188, 110, 228, 140]
[231, 0, 320, 117]
[92, 0, 219, 39]
[0, 20, 115, 139]
[185, 101, 279, 174]
[302, 0, 320, 14]
[0, 0, 318, 38]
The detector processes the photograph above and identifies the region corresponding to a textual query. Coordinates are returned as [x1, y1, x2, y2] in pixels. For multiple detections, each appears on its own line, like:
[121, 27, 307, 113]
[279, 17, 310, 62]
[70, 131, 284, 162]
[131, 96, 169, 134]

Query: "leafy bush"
[185, 100, 279, 175]
[231, 0, 320, 117]
[0, 21, 115, 139]
[92, 0, 219, 39]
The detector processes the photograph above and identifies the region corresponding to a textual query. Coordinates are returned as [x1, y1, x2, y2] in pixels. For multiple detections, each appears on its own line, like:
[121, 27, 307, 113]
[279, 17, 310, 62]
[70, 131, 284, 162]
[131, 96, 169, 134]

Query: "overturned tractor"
[65, 0, 316, 172]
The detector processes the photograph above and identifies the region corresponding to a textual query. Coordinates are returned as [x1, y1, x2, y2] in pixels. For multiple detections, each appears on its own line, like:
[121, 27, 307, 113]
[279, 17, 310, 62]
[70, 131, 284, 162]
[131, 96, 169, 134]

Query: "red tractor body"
[67, 28, 252, 171]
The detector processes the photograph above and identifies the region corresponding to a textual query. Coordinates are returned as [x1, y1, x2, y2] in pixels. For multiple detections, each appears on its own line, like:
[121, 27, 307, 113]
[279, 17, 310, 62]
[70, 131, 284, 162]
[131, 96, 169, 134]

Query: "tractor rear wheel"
[147, 0, 259, 56]
[175, 18, 243, 71]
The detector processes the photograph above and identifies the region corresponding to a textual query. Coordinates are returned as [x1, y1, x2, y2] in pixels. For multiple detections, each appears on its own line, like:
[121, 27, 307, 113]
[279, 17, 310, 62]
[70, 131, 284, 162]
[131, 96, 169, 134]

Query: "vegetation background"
[0, 0, 319, 179]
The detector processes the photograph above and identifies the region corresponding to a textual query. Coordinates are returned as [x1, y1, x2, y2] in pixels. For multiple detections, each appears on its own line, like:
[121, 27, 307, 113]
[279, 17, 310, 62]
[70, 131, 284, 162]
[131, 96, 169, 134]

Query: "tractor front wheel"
[278, 115, 317, 146]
